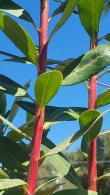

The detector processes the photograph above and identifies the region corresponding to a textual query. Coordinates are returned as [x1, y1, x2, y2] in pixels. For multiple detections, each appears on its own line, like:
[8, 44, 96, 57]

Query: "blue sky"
[1, 0, 110, 150]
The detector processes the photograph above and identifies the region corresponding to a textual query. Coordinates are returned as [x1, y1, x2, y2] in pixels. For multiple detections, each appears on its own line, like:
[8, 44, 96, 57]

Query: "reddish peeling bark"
[88, 39, 97, 191]
[26, 1, 49, 194]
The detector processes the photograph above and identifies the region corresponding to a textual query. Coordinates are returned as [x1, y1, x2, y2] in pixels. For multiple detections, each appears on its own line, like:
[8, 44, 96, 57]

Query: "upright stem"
[88, 39, 97, 191]
[26, 1, 49, 194]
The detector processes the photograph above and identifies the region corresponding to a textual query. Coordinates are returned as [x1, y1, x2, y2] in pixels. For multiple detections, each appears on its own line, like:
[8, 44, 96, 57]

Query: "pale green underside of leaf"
[0, 179, 27, 191]
[0, 13, 38, 65]
[0, 0, 33, 22]
[62, 43, 110, 86]
[42, 138, 82, 188]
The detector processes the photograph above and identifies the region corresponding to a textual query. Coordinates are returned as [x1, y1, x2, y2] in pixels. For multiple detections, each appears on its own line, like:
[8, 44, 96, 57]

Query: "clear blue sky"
[1, 0, 110, 150]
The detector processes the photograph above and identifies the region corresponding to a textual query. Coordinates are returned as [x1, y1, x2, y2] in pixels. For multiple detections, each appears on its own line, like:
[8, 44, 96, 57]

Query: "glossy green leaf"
[35, 71, 63, 108]
[53, 189, 98, 195]
[0, 75, 26, 96]
[0, 179, 26, 191]
[0, 0, 33, 22]
[95, 89, 110, 108]
[16, 100, 87, 121]
[0, 13, 38, 65]
[0, 136, 29, 171]
[44, 110, 103, 155]
[62, 43, 110, 86]
[49, 0, 78, 40]
[79, 110, 103, 144]
[42, 138, 82, 188]
[77, 0, 104, 39]
[0, 169, 9, 179]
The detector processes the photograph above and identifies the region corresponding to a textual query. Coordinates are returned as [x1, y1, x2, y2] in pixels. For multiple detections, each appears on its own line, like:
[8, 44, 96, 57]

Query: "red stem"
[26, 0, 49, 194]
[26, 109, 45, 195]
[88, 39, 97, 191]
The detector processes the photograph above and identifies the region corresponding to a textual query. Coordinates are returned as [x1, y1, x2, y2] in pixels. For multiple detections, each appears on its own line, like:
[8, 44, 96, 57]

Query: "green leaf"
[0, 50, 32, 64]
[0, 92, 6, 115]
[97, 173, 110, 181]
[64, 109, 80, 120]
[0, 136, 29, 171]
[0, 75, 26, 96]
[2, 188, 25, 195]
[77, 0, 104, 39]
[62, 43, 110, 86]
[36, 183, 62, 195]
[103, 33, 110, 41]
[35, 71, 63, 108]
[7, 103, 87, 142]
[42, 138, 82, 188]
[4, 56, 32, 64]
[49, 0, 78, 40]
[53, 189, 98, 195]
[16, 100, 87, 120]
[95, 89, 110, 108]
[0, 115, 31, 141]
[49, 1, 78, 22]
[56, 56, 83, 79]
[47, 58, 66, 65]
[0, 13, 38, 65]
[7, 116, 34, 142]
[43, 110, 103, 155]
[49, 1, 67, 21]
[79, 110, 103, 144]
[0, 0, 33, 22]
[0, 179, 26, 191]
[0, 169, 9, 179]
[81, 137, 104, 161]
[7, 81, 30, 123]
